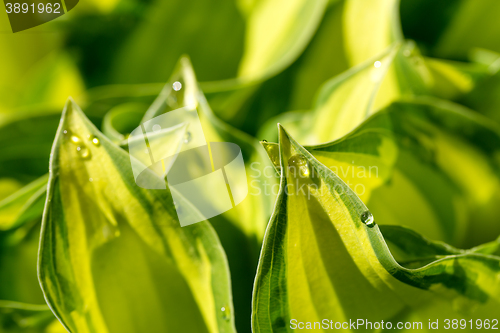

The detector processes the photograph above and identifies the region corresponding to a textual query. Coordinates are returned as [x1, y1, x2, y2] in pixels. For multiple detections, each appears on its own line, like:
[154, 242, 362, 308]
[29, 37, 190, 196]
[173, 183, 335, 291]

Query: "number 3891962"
[5, 3, 61, 14]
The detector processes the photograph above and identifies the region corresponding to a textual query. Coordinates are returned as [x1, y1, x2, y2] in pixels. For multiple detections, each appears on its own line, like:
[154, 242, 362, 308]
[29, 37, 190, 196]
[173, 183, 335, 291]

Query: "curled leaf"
[38, 99, 236, 333]
[252, 126, 500, 332]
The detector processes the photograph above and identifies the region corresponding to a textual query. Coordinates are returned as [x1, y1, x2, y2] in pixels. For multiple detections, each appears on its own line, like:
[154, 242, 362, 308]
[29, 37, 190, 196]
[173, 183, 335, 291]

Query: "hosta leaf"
[424, 57, 490, 101]
[258, 44, 401, 143]
[0, 221, 45, 305]
[0, 179, 23, 202]
[0, 178, 47, 313]
[102, 103, 146, 144]
[252, 126, 500, 332]
[38, 99, 236, 333]
[260, 39, 493, 145]
[0, 27, 61, 112]
[261, 99, 500, 248]
[0, 301, 63, 333]
[343, 0, 403, 66]
[462, 57, 500, 124]
[140, 57, 276, 332]
[111, 0, 327, 85]
[237, 0, 328, 79]
[206, 0, 349, 132]
[282, 1, 349, 111]
[472, 237, 500, 257]
[110, 0, 245, 84]
[434, 0, 500, 60]
[380, 225, 466, 268]
[142, 57, 274, 242]
[0, 175, 47, 232]
[0, 112, 61, 181]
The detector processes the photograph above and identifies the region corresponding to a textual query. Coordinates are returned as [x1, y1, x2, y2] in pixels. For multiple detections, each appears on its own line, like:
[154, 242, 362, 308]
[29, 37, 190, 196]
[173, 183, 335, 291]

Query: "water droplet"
[172, 81, 182, 91]
[221, 306, 230, 321]
[152, 124, 161, 132]
[360, 211, 375, 227]
[89, 178, 93, 182]
[76, 145, 91, 159]
[374, 61, 382, 68]
[90, 136, 100, 146]
[262, 139, 268, 142]
[63, 130, 68, 135]
[288, 154, 310, 178]
[71, 135, 82, 144]
[184, 132, 192, 144]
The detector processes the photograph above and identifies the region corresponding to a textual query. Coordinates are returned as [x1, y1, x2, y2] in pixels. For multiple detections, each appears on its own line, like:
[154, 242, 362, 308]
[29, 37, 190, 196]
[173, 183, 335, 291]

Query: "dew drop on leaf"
[221, 306, 230, 321]
[89, 136, 100, 146]
[70, 135, 82, 144]
[184, 132, 192, 144]
[287, 154, 310, 178]
[360, 211, 375, 227]
[76, 145, 91, 159]
[172, 81, 182, 91]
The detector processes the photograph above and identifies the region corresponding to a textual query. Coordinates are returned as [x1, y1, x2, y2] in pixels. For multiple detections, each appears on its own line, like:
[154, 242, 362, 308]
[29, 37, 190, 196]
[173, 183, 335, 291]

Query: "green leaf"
[0, 301, 64, 333]
[0, 112, 61, 181]
[252, 126, 500, 332]
[102, 103, 147, 144]
[434, 0, 500, 60]
[0, 222, 46, 305]
[140, 57, 277, 332]
[237, 0, 328, 80]
[206, 1, 349, 132]
[110, 0, 246, 84]
[343, 0, 403, 66]
[0, 175, 48, 232]
[261, 99, 500, 248]
[260, 39, 493, 145]
[38, 99, 236, 333]
[142, 57, 274, 242]
[380, 225, 465, 268]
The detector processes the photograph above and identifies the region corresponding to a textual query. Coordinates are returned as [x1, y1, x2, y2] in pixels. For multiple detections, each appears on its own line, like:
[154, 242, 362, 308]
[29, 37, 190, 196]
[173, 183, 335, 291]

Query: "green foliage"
[253, 126, 500, 332]
[1, 0, 500, 332]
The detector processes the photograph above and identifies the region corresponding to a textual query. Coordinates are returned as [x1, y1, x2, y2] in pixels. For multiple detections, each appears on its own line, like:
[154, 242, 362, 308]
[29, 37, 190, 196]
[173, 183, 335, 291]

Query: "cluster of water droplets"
[63, 129, 101, 160]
